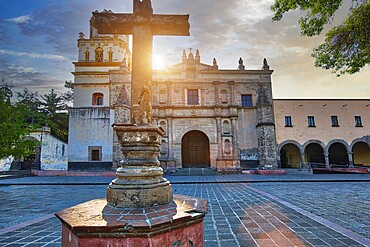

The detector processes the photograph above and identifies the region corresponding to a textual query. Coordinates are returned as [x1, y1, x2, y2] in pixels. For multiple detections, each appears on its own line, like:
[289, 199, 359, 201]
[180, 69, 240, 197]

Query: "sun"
[152, 53, 166, 70]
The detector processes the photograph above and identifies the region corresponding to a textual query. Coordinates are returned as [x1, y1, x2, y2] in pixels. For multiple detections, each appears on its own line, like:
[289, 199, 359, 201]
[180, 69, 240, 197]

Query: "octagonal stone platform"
[55, 194, 207, 247]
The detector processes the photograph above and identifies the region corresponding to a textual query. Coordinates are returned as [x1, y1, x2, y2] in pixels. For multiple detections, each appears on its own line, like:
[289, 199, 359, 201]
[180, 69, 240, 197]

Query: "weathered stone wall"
[30, 130, 68, 170]
[68, 108, 113, 165]
[0, 157, 14, 171]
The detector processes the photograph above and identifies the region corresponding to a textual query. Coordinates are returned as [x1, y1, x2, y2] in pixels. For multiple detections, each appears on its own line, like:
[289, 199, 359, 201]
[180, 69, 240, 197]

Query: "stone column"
[216, 117, 222, 159]
[214, 81, 219, 105]
[347, 152, 354, 167]
[229, 81, 235, 105]
[231, 117, 238, 159]
[168, 118, 173, 159]
[325, 152, 330, 168]
[166, 81, 172, 105]
[300, 152, 306, 168]
[107, 124, 172, 208]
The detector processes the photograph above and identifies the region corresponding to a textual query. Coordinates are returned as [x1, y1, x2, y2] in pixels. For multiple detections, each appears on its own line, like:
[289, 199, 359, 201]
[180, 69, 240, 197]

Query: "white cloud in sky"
[0, 49, 68, 61]
[6, 15, 31, 24]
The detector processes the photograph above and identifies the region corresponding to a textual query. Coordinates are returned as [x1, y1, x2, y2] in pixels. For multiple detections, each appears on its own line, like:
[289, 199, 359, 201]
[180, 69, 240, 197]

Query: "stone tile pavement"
[0, 173, 369, 185]
[0, 176, 369, 246]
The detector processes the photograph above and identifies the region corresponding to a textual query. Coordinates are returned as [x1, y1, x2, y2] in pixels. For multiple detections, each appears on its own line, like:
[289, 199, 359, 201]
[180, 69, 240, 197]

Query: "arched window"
[159, 120, 167, 135]
[85, 50, 90, 62]
[92, 93, 104, 106]
[108, 49, 113, 62]
[95, 47, 104, 62]
[223, 120, 230, 134]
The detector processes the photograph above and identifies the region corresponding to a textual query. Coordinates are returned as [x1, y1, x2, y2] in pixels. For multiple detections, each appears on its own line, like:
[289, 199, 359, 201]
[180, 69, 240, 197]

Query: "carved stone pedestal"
[56, 195, 207, 247]
[56, 124, 208, 246]
[107, 124, 172, 208]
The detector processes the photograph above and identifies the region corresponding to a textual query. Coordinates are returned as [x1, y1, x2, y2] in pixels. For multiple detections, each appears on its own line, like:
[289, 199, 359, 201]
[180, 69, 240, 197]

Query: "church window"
[285, 116, 292, 127]
[241, 95, 253, 107]
[159, 120, 167, 135]
[331, 116, 339, 127]
[223, 120, 231, 134]
[187, 89, 199, 105]
[89, 146, 102, 161]
[220, 90, 228, 104]
[95, 47, 104, 62]
[159, 89, 166, 104]
[108, 49, 113, 62]
[308, 116, 316, 127]
[92, 93, 104, 106]
[355, 116, 363, 127]
[160, 140, 168, 155]
[85, 50, 90, 62]
[224, 139, 231, 154]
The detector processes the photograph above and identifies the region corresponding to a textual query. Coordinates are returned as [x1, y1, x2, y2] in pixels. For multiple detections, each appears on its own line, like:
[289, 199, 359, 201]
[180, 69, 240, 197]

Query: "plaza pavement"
[0, 173, 369, 246]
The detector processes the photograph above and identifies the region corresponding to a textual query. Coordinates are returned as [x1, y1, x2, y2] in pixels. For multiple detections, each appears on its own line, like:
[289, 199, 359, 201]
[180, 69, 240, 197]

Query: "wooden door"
[182, 131, 210, 168]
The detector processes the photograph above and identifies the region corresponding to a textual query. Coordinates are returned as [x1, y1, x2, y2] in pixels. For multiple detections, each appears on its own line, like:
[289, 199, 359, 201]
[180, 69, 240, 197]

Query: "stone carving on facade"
[262, 58, 270, 70]
[133, 85, 151, 125]
[237, 57, 245, 70]
[114, 85, 130, 107]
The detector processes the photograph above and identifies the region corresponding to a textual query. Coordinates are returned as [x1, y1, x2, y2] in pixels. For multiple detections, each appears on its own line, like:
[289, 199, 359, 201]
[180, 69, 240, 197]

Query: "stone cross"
[90, 0, 190, 125]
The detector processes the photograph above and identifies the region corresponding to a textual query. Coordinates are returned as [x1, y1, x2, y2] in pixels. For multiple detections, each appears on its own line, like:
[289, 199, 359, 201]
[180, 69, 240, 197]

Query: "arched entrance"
[305, 143, 325, 165]
[280, 144, 301, 168]
[181, 131, 210, 168]
[329, 143, 349, 166]
[22, 137, 41, 170]
[352, 142, 370, 167]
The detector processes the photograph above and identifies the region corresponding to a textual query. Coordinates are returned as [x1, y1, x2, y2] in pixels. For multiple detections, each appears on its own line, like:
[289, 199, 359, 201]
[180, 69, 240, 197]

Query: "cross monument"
[90, 0, 190, 208]
[91, 0, 189, 125]
[56, 2, 208, 245]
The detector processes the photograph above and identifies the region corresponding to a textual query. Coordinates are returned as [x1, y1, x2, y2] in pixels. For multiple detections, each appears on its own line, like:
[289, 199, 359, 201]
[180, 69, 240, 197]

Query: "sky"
[0, 0, 369, 99]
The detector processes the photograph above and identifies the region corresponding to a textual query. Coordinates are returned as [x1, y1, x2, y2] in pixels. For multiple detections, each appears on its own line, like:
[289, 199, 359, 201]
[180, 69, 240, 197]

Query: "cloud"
[0, 58, 65, 94]
[0, 49, 68, 61]
[15, 2, 90, 57]
[6, 15, 31, 24]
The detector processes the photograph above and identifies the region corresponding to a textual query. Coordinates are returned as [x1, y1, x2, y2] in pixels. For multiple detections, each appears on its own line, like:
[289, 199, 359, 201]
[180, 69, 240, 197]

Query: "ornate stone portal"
[56, 1, 207, 246]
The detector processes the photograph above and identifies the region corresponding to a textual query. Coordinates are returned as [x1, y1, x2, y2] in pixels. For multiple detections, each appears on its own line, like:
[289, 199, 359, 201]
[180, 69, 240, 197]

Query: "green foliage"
[0, 82, 39, 159]
[39, 89, 69, 142]
[271, 0, 370, 75]
[16, 88, 47, 127]
[0, 79, 71, 160]
[313, 3, 370, 75]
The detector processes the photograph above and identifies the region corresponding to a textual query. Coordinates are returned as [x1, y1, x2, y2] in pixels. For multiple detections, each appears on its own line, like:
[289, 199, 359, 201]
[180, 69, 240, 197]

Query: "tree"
[0, 81, 39, 159]
[16, 88, 47, 126]
[63, 80, 73, 103]
[40, 89, 69, 142]
[0, 79, 14, 103]
[272, 0, 370, 75]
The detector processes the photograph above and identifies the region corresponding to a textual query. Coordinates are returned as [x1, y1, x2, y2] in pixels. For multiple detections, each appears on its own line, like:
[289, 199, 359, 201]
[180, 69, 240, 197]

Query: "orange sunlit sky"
[0, 0, 369, 98]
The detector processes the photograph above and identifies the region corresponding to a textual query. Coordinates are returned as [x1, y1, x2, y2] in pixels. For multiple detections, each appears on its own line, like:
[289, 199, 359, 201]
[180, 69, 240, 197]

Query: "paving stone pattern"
[0, 173, 369, 185]
[0, 181, 368, 246]
[252, 182, 370, 239]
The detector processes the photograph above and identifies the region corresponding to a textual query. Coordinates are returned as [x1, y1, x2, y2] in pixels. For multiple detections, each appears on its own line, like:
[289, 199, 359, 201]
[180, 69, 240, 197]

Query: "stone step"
[283, 168, 312, 175]
[169, 168, 218, 176]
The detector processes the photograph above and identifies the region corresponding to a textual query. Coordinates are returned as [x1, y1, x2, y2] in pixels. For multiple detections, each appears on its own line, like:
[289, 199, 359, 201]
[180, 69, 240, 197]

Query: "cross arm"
[151, 14, 190, 36]
[90, 13, 134, 35]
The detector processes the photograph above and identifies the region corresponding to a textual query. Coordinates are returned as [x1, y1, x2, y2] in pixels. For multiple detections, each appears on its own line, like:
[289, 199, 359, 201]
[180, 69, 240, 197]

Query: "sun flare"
[153, 53, 166, 70]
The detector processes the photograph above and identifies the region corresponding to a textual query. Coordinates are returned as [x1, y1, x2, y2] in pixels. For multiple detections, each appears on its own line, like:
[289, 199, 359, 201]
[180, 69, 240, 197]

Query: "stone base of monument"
[55, 194, 207, 247]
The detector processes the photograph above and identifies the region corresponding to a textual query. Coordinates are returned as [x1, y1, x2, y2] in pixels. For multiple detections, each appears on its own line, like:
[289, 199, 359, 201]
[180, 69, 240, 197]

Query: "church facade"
[68, 32, 278, 170]
[67, 31, 370, 171]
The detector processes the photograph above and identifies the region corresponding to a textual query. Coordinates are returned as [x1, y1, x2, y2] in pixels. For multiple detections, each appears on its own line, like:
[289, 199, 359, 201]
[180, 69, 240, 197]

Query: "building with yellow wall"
[274, 99, 370, 168]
